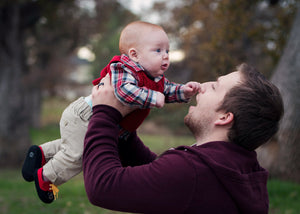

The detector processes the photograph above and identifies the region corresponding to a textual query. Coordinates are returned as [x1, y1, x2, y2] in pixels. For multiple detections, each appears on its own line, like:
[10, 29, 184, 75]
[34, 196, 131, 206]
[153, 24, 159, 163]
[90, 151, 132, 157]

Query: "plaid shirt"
[111, 54, 188, 108]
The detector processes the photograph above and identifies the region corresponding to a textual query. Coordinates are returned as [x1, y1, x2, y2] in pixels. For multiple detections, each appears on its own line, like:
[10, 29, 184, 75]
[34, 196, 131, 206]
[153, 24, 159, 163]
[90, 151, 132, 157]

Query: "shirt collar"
[121, 54, 163, 82]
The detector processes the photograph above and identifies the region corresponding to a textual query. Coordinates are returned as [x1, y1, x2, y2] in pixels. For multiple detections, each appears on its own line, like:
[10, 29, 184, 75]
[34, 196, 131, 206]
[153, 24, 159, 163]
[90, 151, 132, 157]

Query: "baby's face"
[135, 29, 170, 78]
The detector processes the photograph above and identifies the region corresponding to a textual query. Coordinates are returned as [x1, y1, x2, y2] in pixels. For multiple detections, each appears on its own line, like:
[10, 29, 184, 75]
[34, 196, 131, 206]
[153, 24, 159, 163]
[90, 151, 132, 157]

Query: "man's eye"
[212, 84, 215, 90]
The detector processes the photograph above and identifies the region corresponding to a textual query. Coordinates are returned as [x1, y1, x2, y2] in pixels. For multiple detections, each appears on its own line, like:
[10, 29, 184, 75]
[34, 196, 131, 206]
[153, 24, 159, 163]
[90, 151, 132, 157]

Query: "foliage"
[147, 102, 191, 135]
[22, 0, 136, 93]
[158, 0, 297, 81]
[146, 0, 297, 130]
[89, 1, 137, 79]
[0, 0, 138, 167]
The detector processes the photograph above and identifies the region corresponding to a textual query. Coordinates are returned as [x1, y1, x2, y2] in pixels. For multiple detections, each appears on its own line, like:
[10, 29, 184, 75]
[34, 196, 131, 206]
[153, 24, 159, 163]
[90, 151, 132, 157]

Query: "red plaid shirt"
[93, 54, 188, 109]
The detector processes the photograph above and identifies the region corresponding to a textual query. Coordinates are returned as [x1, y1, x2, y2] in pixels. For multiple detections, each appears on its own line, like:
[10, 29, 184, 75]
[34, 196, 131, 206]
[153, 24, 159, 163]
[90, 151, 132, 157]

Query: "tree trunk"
[0, 3, 32, 168]
[257, 3, 300, 182]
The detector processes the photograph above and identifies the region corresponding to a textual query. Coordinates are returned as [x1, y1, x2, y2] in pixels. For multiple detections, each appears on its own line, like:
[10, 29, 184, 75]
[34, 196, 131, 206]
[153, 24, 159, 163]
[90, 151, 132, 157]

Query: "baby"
[22, 21, 201, 203]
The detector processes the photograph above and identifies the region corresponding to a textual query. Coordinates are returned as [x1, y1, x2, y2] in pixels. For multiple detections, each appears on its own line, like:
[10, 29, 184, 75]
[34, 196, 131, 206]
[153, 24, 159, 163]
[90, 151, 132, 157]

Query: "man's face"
[184, 71, 242, 138]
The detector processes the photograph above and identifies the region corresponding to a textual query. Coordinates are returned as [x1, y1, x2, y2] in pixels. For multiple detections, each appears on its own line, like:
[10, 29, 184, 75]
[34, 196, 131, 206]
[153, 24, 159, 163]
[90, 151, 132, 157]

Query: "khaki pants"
[40, 97, 92, 186]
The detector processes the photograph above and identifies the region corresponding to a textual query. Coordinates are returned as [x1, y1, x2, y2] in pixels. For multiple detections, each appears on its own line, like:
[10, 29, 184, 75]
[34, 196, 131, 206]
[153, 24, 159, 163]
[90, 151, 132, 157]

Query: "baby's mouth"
[161, 63, 168, 70]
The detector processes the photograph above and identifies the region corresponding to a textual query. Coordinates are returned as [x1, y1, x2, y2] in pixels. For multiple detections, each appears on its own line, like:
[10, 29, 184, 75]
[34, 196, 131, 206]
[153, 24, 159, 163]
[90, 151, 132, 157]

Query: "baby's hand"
[183, 81, 202, 99]
[156, 92, 165, 108]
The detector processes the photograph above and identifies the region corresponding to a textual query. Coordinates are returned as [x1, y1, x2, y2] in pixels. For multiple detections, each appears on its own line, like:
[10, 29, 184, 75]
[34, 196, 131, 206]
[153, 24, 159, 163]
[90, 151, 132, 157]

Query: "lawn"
[1, 97, 299, 214]
[1, 128, 299, 213]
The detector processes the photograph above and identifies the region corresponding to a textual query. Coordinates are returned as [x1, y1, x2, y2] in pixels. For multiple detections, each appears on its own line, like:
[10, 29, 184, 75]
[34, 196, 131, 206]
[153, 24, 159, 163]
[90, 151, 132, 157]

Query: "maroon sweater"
[83, 105, 269, 214]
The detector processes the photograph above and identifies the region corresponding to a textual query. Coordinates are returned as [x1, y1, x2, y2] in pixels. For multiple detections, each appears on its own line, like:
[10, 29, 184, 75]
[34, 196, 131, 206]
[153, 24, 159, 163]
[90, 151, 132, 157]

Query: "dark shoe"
[22, 145, 45, 182]
[34, 168, 58, 204]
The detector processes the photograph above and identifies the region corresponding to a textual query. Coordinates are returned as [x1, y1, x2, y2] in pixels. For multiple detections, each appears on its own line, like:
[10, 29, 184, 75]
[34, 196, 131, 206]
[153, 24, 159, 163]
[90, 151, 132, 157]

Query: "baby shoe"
[34, 168, 59, 204]
[22, 145, 45, 182]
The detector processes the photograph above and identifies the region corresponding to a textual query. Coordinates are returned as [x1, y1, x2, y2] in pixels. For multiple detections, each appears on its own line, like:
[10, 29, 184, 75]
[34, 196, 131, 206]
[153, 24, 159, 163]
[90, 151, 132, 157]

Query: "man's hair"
[119, 21, 164, 55]
[217, 63, 284, 151]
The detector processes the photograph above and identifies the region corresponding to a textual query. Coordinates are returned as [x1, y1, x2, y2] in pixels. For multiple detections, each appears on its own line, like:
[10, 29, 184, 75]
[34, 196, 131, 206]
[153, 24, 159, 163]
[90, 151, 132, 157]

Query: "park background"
[0, 0, 299, 213]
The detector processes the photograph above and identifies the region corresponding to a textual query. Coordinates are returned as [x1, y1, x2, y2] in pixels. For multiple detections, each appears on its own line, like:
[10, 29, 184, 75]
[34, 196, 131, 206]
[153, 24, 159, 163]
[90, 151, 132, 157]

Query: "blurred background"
[0, 0, 299, 213]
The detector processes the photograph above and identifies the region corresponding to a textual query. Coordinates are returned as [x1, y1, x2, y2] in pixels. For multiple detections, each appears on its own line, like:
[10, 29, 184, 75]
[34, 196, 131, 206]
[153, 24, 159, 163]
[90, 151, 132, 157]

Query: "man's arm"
[118, 131, 157, 167]
[83, 105, 195, 213]
[83, 75, 196, 213]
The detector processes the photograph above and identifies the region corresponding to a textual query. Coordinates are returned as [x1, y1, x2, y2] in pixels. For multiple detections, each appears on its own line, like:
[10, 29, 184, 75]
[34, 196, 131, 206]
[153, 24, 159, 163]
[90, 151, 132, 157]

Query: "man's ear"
[214, 112, 234, 126]
[128, 48, 138, 62]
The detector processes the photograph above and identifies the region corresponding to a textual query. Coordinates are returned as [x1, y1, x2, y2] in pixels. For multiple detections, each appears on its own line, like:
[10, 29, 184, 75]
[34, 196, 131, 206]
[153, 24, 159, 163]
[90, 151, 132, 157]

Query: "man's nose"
[200, 81, 214, 93]
[200, 82, 209, 93]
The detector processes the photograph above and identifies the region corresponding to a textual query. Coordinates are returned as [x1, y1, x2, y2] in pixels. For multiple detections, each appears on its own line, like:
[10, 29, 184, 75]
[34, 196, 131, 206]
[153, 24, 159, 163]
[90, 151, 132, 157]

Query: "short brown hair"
[217, 63, 284, 150]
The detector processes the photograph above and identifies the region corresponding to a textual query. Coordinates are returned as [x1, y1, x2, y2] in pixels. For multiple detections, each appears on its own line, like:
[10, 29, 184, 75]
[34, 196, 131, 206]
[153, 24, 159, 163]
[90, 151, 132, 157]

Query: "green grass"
[4, 96, 298, 214]
[0, 170, 122, 214]
[1, 170, 300, 214]
[1, 128, 300, 213]
[268, 179, 300, 214]
[4, 126, 300, 213]
[1, 127, 194, 214]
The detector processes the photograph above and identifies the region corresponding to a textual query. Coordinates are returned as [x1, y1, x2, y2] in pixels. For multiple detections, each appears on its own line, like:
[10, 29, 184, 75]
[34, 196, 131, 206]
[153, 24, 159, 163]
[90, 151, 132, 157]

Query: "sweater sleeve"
[117, 131, 157, 167]
[83, 105, 196, 213]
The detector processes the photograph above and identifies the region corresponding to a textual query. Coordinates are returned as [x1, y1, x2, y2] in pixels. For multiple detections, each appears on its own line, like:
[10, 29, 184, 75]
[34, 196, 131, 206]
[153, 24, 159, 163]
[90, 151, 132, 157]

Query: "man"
[83, 64, 283, 214]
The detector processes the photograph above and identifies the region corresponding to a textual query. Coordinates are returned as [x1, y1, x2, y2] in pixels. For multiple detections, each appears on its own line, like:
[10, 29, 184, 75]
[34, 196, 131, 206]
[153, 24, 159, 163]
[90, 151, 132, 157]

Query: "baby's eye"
[156, 49, 161, 53]
[166, 50, 169, 54]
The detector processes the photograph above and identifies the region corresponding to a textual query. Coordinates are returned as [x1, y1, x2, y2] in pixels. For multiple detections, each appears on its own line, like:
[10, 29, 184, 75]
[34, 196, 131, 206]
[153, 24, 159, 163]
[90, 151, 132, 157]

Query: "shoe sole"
[34, 169, 54, 204]
[22, 145, 42, 182]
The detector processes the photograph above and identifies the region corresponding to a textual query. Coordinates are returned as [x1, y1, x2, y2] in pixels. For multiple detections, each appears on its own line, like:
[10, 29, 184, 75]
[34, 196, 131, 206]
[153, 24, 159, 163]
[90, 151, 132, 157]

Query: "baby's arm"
[182, 81, 202, 99]
[111, 63, 164, 108]
[155, 92, 165, 108]
[164, 79, 201, 103]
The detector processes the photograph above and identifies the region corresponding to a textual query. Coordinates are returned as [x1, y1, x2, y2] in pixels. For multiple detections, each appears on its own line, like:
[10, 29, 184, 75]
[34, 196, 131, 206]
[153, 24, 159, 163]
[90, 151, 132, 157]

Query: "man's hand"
[92, 74, 134, 117]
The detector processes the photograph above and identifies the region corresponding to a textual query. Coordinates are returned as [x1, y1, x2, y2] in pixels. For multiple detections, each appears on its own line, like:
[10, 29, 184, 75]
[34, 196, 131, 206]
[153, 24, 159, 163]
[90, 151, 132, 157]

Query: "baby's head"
[119, 21, 170, 78]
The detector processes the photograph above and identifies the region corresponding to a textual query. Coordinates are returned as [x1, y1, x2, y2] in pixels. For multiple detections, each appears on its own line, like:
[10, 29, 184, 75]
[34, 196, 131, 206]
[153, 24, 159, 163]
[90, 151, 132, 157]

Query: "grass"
[1, 97, 298, 214]
[2, 127, 300, 214]
[1, 169, 300, 214]
[1, 126, 196, 214]
[0, 170, 118, 214]
[268, 179, 300, 214]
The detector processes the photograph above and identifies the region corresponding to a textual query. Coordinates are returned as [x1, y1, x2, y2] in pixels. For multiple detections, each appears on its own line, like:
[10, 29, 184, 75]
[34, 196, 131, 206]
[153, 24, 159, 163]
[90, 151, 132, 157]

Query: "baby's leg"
[42, 97, 92, 186]
[40, 139, 62, 162]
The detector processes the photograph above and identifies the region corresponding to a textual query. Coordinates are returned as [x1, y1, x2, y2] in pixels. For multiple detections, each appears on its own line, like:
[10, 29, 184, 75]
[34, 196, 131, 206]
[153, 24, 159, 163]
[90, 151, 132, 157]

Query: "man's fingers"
[103, 73, 111, 86]
[92, 85, 98, 93]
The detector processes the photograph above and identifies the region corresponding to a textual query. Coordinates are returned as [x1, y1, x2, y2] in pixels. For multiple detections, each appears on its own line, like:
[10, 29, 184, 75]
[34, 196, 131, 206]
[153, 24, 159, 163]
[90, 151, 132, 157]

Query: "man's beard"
[184, 113, 211, 140]
[184, 114, 201, 139]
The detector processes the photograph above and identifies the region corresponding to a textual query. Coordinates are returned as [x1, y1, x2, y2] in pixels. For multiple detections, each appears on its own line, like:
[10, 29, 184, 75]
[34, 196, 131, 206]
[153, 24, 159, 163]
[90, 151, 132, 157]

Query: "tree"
[257, 2, 300, 182]
[90, 1, 137, 79]
[148, 0, 295, 134]
[159, 0, 295, 80]
[0, 0, 42, 167]
[152, 0, 300, 181]
[0, 0, 135, 168]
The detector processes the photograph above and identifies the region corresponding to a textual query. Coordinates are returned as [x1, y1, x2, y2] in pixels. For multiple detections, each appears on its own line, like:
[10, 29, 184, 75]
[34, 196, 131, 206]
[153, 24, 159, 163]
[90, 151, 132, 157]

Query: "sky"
[118, 0, 165, 23]
[118, 0, 155, 14]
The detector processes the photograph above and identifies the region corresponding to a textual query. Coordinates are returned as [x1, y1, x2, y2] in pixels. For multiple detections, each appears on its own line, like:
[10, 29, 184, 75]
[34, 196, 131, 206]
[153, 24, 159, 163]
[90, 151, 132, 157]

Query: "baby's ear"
[128, 48, 138, 62]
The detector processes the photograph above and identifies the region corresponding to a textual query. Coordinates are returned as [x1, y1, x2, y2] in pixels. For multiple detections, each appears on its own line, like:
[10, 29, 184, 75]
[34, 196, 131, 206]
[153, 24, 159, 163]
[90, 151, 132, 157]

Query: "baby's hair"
[119, 21, 164, 55]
